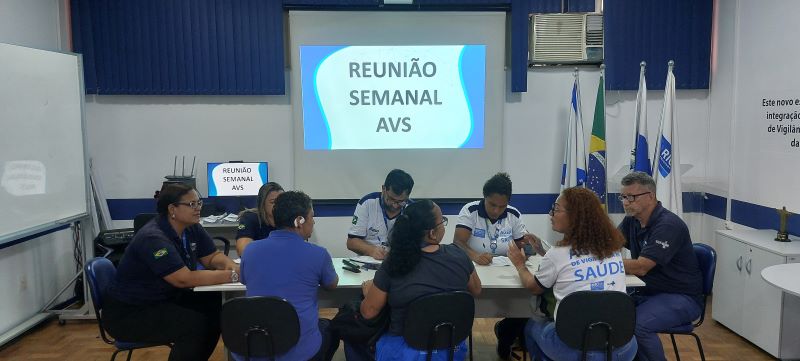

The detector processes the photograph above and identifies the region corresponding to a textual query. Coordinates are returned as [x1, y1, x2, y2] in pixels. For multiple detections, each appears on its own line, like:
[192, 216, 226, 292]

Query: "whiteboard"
[0, 43, 88, 246]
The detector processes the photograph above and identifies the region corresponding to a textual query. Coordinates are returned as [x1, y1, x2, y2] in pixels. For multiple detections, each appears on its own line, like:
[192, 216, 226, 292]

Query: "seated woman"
[235, 182, 284, 256]
[360, 200, 482, 361]
[507, 187, 637, 361]
[103, 183, 240, 361]
[238, 191, 339, 361]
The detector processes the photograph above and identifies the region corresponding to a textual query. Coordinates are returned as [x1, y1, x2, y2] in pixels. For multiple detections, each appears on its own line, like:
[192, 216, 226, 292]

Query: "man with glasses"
[618, 171, 703, 361]
[346, 169, 414, 260]
[453, 172, 538, 360]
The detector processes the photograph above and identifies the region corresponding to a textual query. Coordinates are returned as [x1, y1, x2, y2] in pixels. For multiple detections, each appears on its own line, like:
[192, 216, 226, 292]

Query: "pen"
[342, 265, 361, 273]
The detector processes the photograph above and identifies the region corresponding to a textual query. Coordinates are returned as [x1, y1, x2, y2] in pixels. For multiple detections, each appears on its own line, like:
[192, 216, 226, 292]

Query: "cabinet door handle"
[745, 258, 752, 275]
[736, 256, 743, 271]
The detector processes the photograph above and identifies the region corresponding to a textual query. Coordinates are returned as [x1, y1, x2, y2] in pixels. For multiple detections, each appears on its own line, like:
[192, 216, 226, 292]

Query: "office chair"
[660, 243, 716, 361]
[220, 296, 300, 361]
[84, 257, 172, 361]
[134, 212, 230, 256]
[403, 291, 475, 361]
[556, 291, 636, 361]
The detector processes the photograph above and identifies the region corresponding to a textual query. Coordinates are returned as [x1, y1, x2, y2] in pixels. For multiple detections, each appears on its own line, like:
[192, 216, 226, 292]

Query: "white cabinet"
[711, 230, 800, 359]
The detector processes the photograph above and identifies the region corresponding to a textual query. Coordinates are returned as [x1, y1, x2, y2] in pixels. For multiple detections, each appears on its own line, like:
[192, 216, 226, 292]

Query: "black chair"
[556, 291, 636, 361]
[403, 291, 475, 361]
[660, 243, 716, 361]
[220, 296, 301, 361]
[84, 257, 172, 361]
[134, 212, 231, 256]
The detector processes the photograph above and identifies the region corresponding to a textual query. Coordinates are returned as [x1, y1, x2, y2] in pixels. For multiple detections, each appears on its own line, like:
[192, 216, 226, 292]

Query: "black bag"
[330, 298, 390, 345]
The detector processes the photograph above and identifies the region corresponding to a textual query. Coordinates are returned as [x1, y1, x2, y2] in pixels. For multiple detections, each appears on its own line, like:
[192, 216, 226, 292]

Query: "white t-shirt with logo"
[534, 245, 627, 318]
[347, 192, 396, 248]
[455, 200, 528, 256]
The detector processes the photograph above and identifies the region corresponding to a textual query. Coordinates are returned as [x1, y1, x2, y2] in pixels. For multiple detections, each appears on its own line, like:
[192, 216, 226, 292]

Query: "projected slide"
[207, 162, 268, 197]
[300, 45, 485, 150]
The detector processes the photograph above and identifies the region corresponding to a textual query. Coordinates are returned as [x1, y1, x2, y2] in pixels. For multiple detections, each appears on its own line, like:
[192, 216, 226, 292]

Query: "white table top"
[761, 263, 800, 298]
[195, 257, 644, 292]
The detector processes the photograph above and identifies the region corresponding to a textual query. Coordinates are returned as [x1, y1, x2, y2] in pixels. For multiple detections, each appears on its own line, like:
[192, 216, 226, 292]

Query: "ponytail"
[385, 200, 436, 277]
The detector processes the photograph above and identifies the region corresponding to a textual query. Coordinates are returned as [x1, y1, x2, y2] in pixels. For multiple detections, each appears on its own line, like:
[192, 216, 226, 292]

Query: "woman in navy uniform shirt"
[235, 182, 284, 256]
[103, 183, 240, 361]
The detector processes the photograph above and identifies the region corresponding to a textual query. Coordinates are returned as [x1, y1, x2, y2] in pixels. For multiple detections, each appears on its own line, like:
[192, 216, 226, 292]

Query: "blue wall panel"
[604, 0, 712, 90]
[71, 0, 285, 95]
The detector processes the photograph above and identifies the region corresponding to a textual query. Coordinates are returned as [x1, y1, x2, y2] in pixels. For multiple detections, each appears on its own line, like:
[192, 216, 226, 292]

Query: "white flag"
[561, 76, 587, 190]
[631, 63, 651, 174]
[654, 62, 682, 218]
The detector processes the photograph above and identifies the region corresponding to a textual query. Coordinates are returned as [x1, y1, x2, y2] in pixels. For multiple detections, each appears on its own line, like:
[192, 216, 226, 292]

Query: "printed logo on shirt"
[153, 248, 168, 259]
[352, 216, 359, 225]
[473, 228, 486, 238]
[590, 280, 605, 291]
[655, 240, 669, 249]
[237, 224, 246, 230]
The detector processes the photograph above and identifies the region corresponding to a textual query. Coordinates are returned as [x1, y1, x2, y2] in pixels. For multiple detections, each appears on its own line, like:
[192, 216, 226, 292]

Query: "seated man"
[238, 191, 339, 361]
[618, 172, 703, 361]
[347, 169, 414, 260]
[452, 172, 536, 360]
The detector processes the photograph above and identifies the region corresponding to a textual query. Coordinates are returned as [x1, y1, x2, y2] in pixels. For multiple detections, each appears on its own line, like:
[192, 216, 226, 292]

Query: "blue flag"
[630, 63, 651, 175]
[561, 76, 587, 190]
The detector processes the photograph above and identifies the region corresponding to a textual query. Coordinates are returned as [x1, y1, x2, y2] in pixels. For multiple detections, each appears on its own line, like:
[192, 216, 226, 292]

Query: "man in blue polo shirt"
[346, 169, 414, 260]
[618, 172, 702, 361]
[239, 191, 339, 361]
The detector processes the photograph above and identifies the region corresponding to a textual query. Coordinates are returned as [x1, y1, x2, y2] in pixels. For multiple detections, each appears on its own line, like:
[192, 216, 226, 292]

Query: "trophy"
[775, 206, 792, 242]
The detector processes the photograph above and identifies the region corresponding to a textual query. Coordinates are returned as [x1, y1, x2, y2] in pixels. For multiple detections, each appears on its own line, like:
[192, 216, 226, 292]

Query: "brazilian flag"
[587, 74, 607, 207]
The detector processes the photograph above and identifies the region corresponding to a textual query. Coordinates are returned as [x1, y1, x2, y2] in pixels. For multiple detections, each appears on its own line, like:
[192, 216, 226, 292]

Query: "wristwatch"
[230, 269, 239, 283]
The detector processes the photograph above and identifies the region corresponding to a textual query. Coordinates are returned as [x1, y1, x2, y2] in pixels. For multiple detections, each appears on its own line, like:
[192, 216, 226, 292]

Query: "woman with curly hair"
[358, 199, 482, 361]
[507, 187, 637, 361]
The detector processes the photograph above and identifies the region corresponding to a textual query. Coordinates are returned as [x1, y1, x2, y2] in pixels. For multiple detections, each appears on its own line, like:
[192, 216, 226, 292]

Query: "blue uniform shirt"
[238, 229, 337, 361]
[106, 216, 216, 305]
[236, 211, 277, 241]
[619, 202, 702, 297]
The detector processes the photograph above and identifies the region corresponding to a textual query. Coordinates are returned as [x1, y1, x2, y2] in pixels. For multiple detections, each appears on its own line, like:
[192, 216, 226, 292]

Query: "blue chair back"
[692, 243, 716, 328]
[85, 257, 117, 344]
[693, 243, 716, 297]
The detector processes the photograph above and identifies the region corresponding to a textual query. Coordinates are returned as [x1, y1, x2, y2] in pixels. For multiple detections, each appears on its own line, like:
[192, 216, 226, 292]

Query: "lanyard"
[180, 232, 192, 266]
[484, 218, 501, 254]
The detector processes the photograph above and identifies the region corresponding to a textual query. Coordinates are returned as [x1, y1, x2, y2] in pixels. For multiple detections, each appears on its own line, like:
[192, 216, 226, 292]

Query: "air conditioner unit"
[530, 13, 603, 64]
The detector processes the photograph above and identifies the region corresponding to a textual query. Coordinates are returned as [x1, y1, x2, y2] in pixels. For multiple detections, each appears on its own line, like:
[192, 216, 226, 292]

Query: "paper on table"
[350, 255, 382, 264]
[488, 256, 513, 267]
[201, 213, 228, 223]
[223, 213, 239, 222]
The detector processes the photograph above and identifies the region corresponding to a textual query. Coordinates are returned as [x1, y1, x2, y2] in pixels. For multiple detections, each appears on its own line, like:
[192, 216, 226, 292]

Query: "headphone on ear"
[294, 216, 306, 228]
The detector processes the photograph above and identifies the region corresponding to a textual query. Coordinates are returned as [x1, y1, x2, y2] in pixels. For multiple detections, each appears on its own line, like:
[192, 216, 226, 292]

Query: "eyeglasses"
[618, 192, 651, 202]
[175, 200, 203, 209]
[549, 203, 567, 216]
[384, 194, 409, 207]
[434, 216, 449, 228]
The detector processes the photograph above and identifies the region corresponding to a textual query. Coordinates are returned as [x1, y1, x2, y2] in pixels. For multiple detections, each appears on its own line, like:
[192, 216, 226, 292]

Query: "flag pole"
[600, 63, 608, 209]
[637, 61, 646, 138]
[631, 61, 648, 173]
